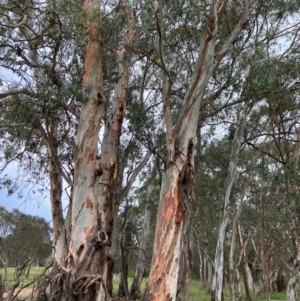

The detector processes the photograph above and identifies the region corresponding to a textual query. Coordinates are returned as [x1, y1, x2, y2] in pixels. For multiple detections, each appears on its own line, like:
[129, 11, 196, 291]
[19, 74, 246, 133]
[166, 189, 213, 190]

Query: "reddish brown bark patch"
[86, 197, 93, 209]
[84, 224, 95, 240]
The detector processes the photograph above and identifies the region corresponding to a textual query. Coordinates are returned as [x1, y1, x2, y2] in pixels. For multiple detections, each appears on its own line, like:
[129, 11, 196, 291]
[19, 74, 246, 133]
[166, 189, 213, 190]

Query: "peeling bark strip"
[143, 1, 254, 301]
[143, 167, 184, 301]
[46, 0, 108, 300]
[45, 2, 137, 301]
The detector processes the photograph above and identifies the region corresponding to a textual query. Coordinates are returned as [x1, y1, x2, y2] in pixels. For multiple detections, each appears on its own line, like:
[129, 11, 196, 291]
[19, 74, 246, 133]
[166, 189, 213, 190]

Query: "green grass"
[0, 268, 289, 301]
[189, 279, 211, 301]
[112, 277, 211, 300]
[112, 277, 287, 301]
[257, 292, 286, 301]
[0, 266, 47, 289]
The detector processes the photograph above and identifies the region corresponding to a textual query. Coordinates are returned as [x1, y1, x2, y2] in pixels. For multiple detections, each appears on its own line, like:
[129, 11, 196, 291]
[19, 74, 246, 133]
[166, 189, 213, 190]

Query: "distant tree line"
[0, 207, 51, 267]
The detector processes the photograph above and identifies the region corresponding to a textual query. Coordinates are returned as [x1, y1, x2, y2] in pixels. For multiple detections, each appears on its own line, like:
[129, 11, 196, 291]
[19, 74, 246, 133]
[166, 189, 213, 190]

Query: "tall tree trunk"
[49, 142, 66, 270]
[99, 8, 136, 295]
[207, 261, 213, 294]
[260, 191, 271, 301]
[130, 187, 152, 299]
[286, 128, 300, 301]
[228, 150, 259, 301]
[143, 2, 253, 300]
[237, 223, 254, 299]
[212, 108, 248, 301]
[118, 222, 131, 299]
[176, 199, 193, 301]
[198, 241, 203, 286]
[46, 2, 137, 300]
[236, 269, 242, 301]
[47, 1, 108, 300]
[287, 222, 299, 301]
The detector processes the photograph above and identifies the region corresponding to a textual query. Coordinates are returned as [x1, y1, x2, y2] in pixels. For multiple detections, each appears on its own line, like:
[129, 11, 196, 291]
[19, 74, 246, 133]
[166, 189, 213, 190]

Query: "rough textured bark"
[143, 1, 254, 300]
[130, 187, 152, 299]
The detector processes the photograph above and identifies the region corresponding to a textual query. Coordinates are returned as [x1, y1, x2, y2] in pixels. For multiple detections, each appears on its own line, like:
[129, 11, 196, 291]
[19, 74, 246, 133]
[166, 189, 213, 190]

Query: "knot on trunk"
[96, 230, 109, 246]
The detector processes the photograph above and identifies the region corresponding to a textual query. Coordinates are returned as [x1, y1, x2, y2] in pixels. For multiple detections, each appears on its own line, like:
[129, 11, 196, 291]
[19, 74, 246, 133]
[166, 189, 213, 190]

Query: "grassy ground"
[0, 268, 289, 300]
[112, 277, 287, 301]
[0, 266, 46, 288]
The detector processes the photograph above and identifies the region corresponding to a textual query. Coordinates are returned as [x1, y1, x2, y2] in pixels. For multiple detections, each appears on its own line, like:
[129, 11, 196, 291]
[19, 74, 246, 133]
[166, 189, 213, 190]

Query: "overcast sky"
[0, 187, 52, 222]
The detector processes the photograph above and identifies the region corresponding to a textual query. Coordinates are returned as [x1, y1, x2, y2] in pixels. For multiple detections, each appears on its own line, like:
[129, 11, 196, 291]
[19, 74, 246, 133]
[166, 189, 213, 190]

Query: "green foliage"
[0, 208, 52, 266]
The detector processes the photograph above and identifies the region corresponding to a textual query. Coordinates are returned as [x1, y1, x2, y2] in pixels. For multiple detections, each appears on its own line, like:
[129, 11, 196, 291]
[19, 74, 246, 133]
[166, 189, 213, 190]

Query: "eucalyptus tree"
[42, 0, 148, 299]
[0, 0, 83, 269]
[129, 185, 153, 299]
[1, 0, 155, 299]
[135, 1, 256, 300]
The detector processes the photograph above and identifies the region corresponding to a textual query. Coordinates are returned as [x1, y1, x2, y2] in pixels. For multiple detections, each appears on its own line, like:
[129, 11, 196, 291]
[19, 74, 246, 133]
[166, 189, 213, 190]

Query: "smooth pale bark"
[203, 257, 207, 288]
[207, 261, 213, 293]
[260, 192, 271, 301]
[198, 241, 203, 286]
[143, 1, 254, 300]
[228, 150, 259, 301]
[287, 277, 297, 301]
[203, 240, 210, 290]
[286, 128, 300, 301]
[236, 269, 241, 300]
[250, 238, 260, 283]
[47, 3, 137, 301]
[212, 108, 248, 301]
[130, 187, 152, 299]
[237, 223, 254, 298]
[47, 1, 108, 300]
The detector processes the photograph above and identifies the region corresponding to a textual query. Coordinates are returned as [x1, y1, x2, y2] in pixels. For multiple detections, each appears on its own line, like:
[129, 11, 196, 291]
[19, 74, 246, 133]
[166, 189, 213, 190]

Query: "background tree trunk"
[48, 140, 66, 270]
[130, 187, 152, 299]
[237, 223, 254, 299]
[143, 1, 253, 299]
[212, 108, 248, 301]
[286, 128, 300, 301]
